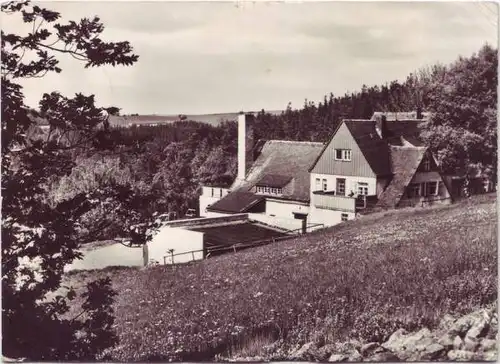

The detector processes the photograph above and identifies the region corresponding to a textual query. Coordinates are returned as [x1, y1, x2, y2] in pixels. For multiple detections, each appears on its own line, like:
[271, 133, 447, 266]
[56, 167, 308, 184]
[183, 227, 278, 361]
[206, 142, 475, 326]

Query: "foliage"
[64, 194, 497, 361]
[419, 44, 497, 182]
[45, 120, 238, 229]
[1, 0, 141, 360]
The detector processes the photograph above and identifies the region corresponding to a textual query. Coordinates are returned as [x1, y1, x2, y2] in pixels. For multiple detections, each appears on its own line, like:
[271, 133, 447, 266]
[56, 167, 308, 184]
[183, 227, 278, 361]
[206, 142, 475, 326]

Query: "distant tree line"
[46, 44, 497, 240]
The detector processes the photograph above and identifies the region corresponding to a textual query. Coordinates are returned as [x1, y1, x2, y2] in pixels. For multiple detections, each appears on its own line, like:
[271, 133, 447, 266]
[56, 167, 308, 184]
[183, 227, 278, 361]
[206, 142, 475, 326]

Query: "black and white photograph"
[1, 0, 498, 361]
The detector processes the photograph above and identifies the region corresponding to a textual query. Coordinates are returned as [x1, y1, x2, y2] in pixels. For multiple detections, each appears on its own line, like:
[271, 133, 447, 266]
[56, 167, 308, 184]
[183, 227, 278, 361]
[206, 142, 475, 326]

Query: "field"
[108, 110, 283, 128]
[64, 194, 497, 361]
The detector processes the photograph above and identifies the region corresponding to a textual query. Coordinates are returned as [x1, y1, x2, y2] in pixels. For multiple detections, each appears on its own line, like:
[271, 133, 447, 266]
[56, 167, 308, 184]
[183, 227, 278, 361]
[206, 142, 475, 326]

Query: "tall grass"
[65, 194, 497, 361]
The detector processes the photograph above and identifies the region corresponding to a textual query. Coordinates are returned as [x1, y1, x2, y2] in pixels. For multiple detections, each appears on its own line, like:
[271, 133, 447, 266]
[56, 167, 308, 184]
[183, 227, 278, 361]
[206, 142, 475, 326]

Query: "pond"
[65, 242, 144, 271]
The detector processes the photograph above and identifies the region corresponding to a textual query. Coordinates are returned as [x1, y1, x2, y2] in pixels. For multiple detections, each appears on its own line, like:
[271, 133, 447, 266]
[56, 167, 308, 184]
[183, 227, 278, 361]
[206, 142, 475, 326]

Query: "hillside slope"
[66, 194, 497, 361]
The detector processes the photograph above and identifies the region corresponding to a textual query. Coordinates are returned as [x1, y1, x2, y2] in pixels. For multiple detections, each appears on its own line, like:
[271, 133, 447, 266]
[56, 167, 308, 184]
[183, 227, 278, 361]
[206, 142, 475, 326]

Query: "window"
[322, 179, 327, 191]
[315, 178, 321, 191]
[336, 178, 346, 196]
[211, 188, 214, 197]
[426, 181, 438, 196]
[334, 149, 352, 161]
[256, 186, 283, 195]
[341, 213, 348, 222]
[408, 183, 420, 198]
[344, 150, 352, 161]
[422, 158, 431, 171]
[357, 182, 369, 195]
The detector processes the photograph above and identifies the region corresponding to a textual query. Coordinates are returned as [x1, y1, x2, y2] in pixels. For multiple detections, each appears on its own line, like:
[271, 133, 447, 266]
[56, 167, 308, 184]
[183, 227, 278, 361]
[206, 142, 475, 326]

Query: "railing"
[312, 192, 356, 212]
[161, 233, 306, 265]
[289, 223, 326, 235]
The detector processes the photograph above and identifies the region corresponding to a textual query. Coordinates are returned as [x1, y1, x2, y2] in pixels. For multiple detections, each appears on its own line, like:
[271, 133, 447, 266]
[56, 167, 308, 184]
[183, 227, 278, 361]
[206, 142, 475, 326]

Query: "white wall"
[199, 196, 222, 217]
[265, 199, 309, 218]
[147, 226, 204, 265]
[310, 173, 377, 197]
[308, 207, 355, 227]
[199, 186, 230, 217]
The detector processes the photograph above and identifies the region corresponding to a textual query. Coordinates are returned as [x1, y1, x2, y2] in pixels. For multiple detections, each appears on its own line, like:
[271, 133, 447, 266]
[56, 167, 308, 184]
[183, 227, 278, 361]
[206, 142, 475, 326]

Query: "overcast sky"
[3, 1, 498, 115]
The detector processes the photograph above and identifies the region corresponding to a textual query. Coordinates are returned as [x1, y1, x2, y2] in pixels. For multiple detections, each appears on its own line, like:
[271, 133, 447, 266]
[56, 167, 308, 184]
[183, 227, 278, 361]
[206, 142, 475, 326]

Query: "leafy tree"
[419, 44, 498, 185]
[2, 1, 141, 360]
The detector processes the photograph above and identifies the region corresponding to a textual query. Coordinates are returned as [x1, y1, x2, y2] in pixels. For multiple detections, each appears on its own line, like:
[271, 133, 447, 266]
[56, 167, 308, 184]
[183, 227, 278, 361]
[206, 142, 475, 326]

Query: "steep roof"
[207, 140, 323, 213]
[383, 120, 426, 147]
[309, 118, 426, 176]
[255, 174, 293, 188]
[343, 120, 392, 176]
[207, 191, 264, 213]
[232, 140, 324, 202]
[376, 146, 428, 208]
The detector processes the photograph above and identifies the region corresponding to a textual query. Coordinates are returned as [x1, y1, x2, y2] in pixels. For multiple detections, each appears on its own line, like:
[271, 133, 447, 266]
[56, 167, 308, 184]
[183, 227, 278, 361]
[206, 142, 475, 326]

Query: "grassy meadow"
[64, 194, 497, 361]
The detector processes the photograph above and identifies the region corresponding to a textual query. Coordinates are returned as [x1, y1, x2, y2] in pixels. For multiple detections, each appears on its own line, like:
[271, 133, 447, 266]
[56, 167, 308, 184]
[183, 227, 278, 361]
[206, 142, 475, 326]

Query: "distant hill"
[109, 110, 283, 128]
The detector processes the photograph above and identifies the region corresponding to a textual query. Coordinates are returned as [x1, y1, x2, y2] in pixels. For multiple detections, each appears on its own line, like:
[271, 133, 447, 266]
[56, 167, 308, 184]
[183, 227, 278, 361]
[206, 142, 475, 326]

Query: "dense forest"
[46, 43, 497, 239]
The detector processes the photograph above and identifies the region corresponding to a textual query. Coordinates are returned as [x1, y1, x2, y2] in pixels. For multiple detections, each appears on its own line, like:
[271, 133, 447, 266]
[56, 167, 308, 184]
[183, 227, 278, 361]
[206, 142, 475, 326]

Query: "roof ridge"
[267, 140, 323, 146]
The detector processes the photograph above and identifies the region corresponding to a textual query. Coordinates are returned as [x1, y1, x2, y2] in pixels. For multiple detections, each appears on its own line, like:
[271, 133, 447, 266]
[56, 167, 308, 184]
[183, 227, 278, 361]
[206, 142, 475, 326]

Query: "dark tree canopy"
[419, 44, 497, 182]
[1, 1, 141, 360]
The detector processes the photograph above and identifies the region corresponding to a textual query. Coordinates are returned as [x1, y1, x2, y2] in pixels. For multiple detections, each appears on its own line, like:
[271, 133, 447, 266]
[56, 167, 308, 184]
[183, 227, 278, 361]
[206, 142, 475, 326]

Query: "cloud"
[9, 1, 498, 115]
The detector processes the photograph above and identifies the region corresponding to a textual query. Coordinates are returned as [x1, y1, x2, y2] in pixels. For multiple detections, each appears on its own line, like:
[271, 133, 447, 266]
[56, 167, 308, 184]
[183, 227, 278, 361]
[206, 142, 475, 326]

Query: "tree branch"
[36, 42, 87, 59]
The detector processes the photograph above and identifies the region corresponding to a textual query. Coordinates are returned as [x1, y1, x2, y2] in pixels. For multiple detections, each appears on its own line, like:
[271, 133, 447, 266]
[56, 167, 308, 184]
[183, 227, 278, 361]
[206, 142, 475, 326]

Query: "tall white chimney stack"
[237, 112, 254, 181]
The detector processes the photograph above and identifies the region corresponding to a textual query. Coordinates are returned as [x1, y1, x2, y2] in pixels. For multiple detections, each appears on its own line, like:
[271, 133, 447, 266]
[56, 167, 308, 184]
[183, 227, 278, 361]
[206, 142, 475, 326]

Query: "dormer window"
[254, 174, 291, 197]
[256, 186, 283, 195]
[335, 149, 352, 161]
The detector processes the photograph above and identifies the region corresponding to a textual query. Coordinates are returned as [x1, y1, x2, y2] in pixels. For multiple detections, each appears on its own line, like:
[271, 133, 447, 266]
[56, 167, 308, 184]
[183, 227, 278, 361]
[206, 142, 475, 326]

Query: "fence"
[161, 222, 325, 265]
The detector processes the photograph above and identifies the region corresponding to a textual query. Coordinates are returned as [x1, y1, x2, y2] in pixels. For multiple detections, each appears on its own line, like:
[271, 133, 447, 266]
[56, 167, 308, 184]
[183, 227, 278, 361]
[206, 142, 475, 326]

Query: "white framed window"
[256, 186, 283, 195]
[335, 149, 352, 161]
[341, 213, 348, 222]
[211, 188, 215, 197]
[357, 182, 369, 195]
[322, 179, 327, 191]
[315, 178, 321, 191]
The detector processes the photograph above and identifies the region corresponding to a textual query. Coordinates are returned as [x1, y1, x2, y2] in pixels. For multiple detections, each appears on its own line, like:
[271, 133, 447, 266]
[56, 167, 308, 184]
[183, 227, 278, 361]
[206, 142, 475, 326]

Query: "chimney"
[237, 112, 254, 181]
[375, 114, 388, 139]
[416, 106, 423, 120]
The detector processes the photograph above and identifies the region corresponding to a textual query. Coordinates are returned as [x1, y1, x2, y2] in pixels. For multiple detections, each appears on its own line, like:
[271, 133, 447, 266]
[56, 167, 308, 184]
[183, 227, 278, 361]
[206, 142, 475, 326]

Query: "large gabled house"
[307, 115, 452, 225]
[199, 112, 453, 230]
